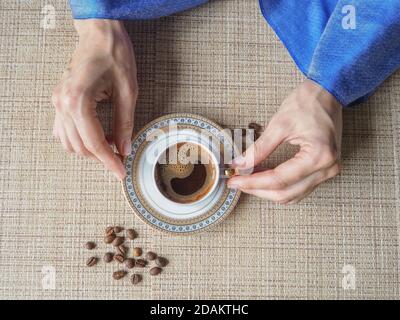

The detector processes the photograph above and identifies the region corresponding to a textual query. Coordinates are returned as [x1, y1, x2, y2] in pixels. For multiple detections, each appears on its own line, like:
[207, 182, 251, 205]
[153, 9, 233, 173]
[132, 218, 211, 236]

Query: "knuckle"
[86, 139, 107, 154]
[270, 171, 288, 189]
[119, 119, 134, 132]
[57, 83, 87, 113]
[313, 145, 338, 168]
[63, 144, 74, 154]
[75, 146, 89, 157]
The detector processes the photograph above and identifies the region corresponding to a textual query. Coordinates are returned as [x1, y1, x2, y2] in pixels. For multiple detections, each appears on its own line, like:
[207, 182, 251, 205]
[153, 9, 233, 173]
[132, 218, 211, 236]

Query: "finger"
[113, 79, 137, 156]
[287, 164, 340, 204]
[71, 96, 126, 180]
[231, 123, 285, 170]
[229, 149, 318, 190]
[62, 115, 101, 163]
[286, 186, 318, 204]
[57, 122, 73, 154]
[240, 164, 339, 203]
[53, 114, 60, 138]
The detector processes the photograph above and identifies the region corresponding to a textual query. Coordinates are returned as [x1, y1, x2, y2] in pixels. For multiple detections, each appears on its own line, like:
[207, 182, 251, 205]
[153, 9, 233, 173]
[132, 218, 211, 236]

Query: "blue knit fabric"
[69, 0, 400, 106]
[69, 0, 208, 20]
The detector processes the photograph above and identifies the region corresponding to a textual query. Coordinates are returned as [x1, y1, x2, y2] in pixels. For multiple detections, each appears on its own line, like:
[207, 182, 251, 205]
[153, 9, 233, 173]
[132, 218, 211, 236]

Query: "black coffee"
[154, 142, 216, 204]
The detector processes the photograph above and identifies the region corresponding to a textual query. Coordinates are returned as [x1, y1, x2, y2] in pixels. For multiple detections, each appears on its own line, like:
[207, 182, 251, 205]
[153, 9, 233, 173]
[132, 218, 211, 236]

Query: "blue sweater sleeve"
[69, 0, 400, 107]
[307, 0, 400, 106]
[260, 0, 400, 106]
[68, 0, 208, 20]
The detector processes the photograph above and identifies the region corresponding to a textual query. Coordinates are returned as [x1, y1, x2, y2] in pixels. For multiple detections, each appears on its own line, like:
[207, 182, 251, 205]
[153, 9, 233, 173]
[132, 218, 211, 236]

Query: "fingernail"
[122, 140, 132, 156]
[232, 155, 246, 168]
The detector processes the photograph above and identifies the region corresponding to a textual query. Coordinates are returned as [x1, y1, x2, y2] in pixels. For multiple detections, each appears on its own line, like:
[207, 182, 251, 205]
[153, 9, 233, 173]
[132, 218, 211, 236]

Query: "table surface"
[0, 0, 399, 299]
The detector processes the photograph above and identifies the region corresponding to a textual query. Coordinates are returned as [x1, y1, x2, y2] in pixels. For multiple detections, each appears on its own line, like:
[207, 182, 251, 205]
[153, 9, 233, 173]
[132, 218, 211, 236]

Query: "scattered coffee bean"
[86, 257, 98, 267]
[105, 226, 115, 237]
[126, 229, 137, 240]
[131, 273, 142, 285]
[85, 241, 96, 250]
[224, 168, 236, 178]
[133, 247, 142, 257]
[125, 258, 135, 269]
[145, 251, 157, 261]
[150, 267, 162, 276]
[114, 254, 125, 263]
[104, 234, 116, 244]
[248, 122, 262, 132]
[136, 259, 147, 268]
[103, 252, 114, 263]
[112, 236, 124, 247]
[116, 245, 127, 256]
[155, 257, 168, 268]
[113, 270, 127, 280]
[113, 226, 123, 233]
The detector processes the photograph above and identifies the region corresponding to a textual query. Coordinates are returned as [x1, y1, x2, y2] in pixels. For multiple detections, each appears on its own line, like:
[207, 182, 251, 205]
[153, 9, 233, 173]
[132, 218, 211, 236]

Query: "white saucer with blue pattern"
[122, 113, 241, 235]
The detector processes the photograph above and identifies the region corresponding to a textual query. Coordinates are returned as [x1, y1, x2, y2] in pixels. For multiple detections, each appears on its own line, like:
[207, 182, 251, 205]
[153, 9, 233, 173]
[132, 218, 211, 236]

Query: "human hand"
[52, 19, 138, 180]
[228, 80, 342, 204]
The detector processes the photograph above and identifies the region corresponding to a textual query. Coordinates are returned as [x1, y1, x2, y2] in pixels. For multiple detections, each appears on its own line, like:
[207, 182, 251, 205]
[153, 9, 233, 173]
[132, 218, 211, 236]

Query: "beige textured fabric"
[0, 0, 399, 299]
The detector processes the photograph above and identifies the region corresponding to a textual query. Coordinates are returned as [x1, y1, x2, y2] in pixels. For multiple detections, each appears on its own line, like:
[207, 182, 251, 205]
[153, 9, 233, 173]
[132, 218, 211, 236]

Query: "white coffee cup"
[137, 128, 224, 220]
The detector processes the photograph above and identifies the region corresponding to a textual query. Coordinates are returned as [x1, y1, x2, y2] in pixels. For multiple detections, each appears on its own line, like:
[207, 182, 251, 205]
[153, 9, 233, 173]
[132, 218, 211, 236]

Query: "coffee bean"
[103, 252, 114, 263]
[113, 226, 123, 233]
[105, 226, 115, 237]
[248, 122, 262, 132]
[150, 267, 162, 276]
[116, 245, 127, 256]
[104, 234, 116, 244]
[155, 257, 168, 268]
[112, 236, 125, 247]
[114, 254, 125, 263]
[126, 229, 137, 240]
[86, 257, 98, 267]
[136, 259, 147, 268]
[113, 270, 127, 280]
[145, 251, 157, 261]
[133, 247, 142, 257]
[85, 241, 96, 250]
[131, 274, 142, 285]
[224, 168, 236, 178]
[125, 258, 135, 269]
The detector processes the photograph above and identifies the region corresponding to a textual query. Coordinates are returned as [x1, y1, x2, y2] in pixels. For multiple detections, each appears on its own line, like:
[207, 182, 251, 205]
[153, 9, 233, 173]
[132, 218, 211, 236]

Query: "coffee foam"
[155, 143, 216, 204]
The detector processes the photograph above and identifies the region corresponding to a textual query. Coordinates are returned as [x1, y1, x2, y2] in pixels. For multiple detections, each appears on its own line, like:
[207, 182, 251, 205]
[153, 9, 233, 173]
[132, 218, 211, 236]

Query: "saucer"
[122, 113, 241, 234]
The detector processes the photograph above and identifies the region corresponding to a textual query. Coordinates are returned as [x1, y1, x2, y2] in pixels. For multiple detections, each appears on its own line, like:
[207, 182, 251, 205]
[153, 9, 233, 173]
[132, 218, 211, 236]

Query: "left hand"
[228, 80, 342, 204]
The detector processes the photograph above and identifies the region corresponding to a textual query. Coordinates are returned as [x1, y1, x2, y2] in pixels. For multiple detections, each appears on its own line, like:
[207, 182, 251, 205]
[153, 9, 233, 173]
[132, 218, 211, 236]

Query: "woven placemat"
[0, 0, 399, 299]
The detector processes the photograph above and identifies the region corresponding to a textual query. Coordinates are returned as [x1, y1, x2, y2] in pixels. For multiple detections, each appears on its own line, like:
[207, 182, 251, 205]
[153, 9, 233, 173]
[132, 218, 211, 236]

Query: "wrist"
[303, 79, 342, 113]
[74, 19, 127, 41]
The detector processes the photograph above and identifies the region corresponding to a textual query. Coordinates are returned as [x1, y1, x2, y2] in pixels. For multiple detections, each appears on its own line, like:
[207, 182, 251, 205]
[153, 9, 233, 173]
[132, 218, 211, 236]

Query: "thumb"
[232, 124, 285, 170]
[113, 82, 138, 156]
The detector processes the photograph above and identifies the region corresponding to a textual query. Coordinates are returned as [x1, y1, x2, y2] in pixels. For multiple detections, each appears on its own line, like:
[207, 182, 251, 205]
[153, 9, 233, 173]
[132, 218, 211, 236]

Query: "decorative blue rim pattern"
[123, 114, 241, 234]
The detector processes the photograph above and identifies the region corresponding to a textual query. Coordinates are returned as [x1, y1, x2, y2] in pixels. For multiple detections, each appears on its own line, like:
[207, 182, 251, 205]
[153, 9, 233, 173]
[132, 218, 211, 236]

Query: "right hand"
[52, 19, 138, 180]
